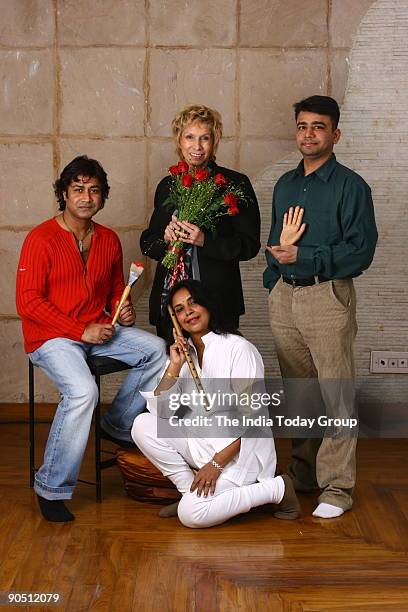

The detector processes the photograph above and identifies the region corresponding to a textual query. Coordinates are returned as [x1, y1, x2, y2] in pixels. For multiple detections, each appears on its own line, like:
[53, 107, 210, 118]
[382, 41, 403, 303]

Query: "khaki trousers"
[268, 277, 358, 510]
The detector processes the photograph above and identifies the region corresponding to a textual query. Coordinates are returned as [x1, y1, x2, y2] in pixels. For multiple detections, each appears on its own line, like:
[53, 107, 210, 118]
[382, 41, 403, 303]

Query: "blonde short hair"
[171, 104, 223, 161]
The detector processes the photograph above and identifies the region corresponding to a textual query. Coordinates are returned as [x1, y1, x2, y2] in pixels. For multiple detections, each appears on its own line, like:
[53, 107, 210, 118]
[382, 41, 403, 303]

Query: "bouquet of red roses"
[161, 161, 246, 270]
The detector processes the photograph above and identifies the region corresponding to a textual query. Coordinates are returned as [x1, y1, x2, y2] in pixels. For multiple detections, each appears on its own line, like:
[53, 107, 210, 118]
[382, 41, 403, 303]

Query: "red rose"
[228, 204, 239, 216]
[214, 173, 228, 186]
[169, 165, 180, 175]
[178, 161, 189, 173]
[195, 167, 209, 182]
[181, 173, 194, 188]
[223, 192, 238, 207]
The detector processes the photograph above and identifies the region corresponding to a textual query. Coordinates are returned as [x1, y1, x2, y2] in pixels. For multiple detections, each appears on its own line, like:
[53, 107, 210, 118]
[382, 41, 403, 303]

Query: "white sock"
[312, 503, 344, 518]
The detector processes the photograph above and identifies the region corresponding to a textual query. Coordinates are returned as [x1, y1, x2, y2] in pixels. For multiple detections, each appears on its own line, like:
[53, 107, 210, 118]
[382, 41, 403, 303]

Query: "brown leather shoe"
[274, 474, 301, 520]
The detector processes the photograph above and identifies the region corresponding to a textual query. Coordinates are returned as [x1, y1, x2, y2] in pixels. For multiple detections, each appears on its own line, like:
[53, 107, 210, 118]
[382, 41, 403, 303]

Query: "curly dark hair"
[54, 155, 110, 211]
[162, 279, 241, 350]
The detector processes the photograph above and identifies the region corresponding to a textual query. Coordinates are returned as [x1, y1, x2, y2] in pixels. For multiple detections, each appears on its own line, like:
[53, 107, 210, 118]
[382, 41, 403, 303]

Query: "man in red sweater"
[16, 156, 166, 522]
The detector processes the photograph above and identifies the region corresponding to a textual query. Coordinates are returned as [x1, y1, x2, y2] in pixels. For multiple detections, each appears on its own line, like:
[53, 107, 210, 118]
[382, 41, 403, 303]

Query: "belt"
[282, 275, 331, 287]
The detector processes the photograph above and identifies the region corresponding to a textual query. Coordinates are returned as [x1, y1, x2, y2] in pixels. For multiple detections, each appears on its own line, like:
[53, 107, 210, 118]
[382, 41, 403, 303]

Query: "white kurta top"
[142, 332, 276, 485]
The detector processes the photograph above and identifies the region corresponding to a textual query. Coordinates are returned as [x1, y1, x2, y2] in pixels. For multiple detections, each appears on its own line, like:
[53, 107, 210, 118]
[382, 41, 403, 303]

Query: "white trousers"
[132, 413, 284, 529]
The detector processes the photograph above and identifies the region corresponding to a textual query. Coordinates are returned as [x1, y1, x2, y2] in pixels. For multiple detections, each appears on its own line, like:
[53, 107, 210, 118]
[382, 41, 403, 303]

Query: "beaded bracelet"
[211, 458, 224, 472]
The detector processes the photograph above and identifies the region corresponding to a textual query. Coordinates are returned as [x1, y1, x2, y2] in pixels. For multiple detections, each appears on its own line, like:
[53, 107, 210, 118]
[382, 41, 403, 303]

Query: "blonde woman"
[140, 104, 260, 337]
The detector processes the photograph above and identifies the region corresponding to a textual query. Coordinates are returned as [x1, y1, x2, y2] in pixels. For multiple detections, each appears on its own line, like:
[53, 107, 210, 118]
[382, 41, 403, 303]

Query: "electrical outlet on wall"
[370, 351, 408, 374]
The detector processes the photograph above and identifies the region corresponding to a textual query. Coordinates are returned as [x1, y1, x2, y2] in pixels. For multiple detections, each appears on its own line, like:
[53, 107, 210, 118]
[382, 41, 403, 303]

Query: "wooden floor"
[1, 412, 408, 611]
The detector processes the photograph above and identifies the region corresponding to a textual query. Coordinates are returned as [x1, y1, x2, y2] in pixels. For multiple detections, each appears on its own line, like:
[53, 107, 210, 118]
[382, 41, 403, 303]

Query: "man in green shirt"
[264, 95, 377, 518]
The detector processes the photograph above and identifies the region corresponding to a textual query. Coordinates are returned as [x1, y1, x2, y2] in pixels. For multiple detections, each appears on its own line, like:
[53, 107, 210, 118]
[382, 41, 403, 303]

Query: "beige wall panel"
[245, 0, 408, 394]
[0, 144, 54, 226]
[330, 0, 375, 48]
[330, 49, 351, 105]
[60, 48, 145, 136]
[150, 0, 236, 46]
[0, 230, 28, 315]
[116, 228, 144, 287]
[0, 0, 395, 403]
[59, 139, 146, 227]
[149, 49, 236, 137]
[58, 0, 146, 46]
[146, 139, 175, 213]
[215, 139, 236, 171]
[240, 0, 328, 47]
[239, 49, 328, 138]
[240, 138, 296, 182]
[0, 320, 59, 403]
[0, 49, 54, 135]
[0, 0, 54, 46]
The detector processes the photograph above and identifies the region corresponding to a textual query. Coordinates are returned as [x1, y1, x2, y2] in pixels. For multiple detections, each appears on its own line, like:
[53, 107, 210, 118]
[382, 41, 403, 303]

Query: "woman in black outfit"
[140, 104, 260, 337]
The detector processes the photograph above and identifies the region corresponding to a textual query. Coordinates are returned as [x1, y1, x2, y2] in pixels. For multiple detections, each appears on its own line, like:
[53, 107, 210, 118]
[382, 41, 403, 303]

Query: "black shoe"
[100, 427, 135, 449]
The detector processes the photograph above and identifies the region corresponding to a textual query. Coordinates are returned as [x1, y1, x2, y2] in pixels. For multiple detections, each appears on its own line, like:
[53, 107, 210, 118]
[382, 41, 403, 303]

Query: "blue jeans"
[29, 326, 166, 500]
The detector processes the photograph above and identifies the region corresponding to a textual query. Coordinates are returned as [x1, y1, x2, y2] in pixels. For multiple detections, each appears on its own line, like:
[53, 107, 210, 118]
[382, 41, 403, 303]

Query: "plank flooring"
[1, 409, 408, 611]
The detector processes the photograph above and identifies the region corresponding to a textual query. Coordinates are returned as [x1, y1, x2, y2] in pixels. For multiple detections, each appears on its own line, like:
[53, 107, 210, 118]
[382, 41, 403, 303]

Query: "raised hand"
[280, 206, 306, 245]
[168, 328, 187, 370]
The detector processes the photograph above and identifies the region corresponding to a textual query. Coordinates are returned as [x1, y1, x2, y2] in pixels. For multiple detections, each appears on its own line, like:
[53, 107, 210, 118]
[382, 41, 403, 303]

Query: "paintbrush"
[112, 261, 144, 325]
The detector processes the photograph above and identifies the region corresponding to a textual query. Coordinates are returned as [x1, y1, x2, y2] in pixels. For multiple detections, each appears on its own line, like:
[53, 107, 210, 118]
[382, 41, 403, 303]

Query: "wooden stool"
[116, 448, 181, 504]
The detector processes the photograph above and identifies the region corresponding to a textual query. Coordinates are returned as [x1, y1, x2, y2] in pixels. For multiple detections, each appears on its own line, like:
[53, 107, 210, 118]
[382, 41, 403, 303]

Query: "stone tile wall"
[0, 0, 376, 401]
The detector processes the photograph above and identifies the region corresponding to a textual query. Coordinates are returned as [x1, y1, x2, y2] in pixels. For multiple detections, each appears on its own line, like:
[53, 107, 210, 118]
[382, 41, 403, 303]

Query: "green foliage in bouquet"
[162, 161, 246, 270]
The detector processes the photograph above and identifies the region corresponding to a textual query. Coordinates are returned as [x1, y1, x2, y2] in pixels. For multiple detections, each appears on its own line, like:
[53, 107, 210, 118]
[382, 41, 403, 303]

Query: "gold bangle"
[166, 371, 179, 379]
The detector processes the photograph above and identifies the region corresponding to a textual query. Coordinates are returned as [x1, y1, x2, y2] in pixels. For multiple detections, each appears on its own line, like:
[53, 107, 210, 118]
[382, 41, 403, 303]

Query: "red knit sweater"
[16, 218, 127, 353]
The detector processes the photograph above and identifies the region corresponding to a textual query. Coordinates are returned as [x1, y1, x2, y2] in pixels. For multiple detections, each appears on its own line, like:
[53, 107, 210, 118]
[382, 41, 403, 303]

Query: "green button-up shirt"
[263, 154, 378, 290]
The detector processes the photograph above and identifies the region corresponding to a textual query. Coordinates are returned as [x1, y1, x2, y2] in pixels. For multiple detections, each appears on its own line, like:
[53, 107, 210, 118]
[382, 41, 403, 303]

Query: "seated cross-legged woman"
[131, 280, 300, 529]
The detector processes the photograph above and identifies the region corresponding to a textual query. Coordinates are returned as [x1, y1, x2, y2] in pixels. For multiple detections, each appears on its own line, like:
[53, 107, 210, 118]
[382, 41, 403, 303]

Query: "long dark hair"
[163, 279, 241, 349]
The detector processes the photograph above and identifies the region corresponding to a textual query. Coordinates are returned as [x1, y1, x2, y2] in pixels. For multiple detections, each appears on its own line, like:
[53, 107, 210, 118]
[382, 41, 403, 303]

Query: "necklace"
[62, 214, 93, 253]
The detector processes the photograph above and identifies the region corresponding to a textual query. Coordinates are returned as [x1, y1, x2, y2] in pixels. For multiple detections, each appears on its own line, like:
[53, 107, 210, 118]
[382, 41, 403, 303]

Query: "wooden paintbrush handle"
[112, 285, 131, 325]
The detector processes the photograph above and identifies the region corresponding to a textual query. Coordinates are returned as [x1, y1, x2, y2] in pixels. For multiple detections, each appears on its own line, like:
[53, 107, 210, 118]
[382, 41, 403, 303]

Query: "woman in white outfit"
[131, 280, 300, 528]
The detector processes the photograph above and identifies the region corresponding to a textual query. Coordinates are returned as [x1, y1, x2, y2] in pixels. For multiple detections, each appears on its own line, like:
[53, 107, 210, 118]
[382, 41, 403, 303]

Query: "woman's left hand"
[175, 220, 205, 247]
[190, 462, 222, 497]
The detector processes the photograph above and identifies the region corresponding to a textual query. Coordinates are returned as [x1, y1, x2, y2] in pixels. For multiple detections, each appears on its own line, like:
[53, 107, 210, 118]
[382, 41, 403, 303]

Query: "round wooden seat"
[116, 448, 181, 505]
